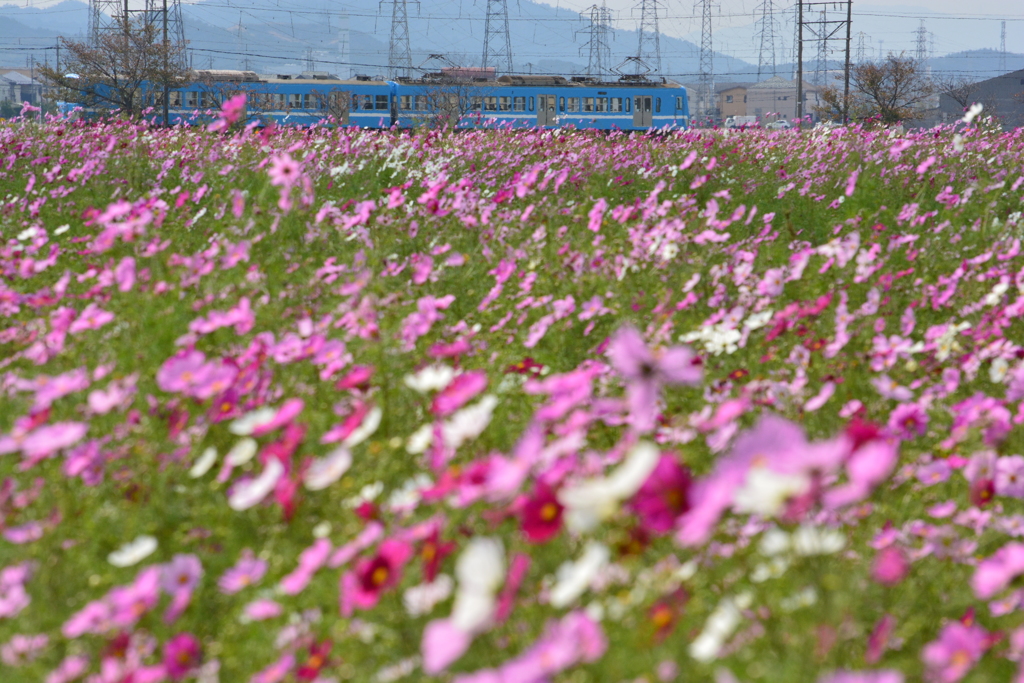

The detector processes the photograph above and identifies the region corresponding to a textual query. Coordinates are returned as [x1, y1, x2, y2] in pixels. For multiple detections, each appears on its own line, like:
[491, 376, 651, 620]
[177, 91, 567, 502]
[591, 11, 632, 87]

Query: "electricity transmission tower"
[795, 0, 852, 124]
[89, 0, 185, 58]
[383, 0, 414, 79]
[635, 0, 663, 73]
[697, 0, 714, 118]
[854, 31, 867, 63]
[579, 2, 614, 77]
[481, 0, 513, 73]
[814, 8, 827, 85]
[915, 19, 928, 62]
[754, 0, 779, 79]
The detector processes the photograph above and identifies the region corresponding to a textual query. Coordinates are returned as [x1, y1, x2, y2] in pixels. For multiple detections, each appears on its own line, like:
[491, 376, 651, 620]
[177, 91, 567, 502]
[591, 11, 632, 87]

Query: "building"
[1, 70, 45, 108]
[936, 68, 1024, 129]
[745, 75, 820, 121]
[717, 83, 753, 118]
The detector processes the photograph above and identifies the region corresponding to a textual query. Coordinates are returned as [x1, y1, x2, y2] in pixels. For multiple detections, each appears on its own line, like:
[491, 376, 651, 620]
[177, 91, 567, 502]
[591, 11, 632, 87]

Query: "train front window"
[513, 96, 525, 111]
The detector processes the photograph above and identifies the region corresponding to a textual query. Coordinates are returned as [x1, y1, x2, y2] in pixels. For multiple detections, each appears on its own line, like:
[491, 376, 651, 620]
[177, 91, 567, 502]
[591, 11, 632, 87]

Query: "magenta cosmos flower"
[340, 539, 413, 615]
[607, 326, 701, 432]
[628, 454, 693, 535]
[921, 618, 993, 683]
[163, 632, 202, 681]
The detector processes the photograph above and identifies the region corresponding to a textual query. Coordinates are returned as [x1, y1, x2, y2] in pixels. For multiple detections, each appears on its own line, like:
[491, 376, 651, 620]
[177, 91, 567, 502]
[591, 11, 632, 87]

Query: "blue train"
[67, 69, 689, 131]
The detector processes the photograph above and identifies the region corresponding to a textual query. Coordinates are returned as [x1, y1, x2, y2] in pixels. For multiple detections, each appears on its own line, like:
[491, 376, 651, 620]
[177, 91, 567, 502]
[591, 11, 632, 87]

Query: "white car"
[764, 120, 792, 130]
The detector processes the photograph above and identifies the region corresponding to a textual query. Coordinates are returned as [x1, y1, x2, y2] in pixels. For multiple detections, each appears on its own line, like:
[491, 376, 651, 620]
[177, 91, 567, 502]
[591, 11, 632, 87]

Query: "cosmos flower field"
[2, 110, 1024, 683]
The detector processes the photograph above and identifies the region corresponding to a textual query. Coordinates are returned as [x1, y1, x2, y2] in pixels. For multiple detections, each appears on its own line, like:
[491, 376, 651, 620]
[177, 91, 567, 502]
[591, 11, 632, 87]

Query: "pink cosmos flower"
[67, 304, 114, 334]
[1, 633, 48, 666]
[279, 539, 332, 595]
[218, 549, 268, 594]
[629, 454, 692, 535]
[108, 566, 161, 629]
[340, 539, 413, 615]
[243, 598, 283, 621]
[996, 455, 1024, 498]
[818, 672, 903, 683]
[250, 398, 304, 437]
[972, 543, 1024, 599]
[921, 619, 992, 683]
[20, 422, 88, 464]
[866, 614, 897, 664]
[888, 403, 928, 440]
[268, 153, 301, 188]
[156, 351, 213, 394]
[189, 363, 239, 401]
[163, 633, 201, 681]
[607, 326, 701, 432]
[115, 256, 136, 292]
[161, 554, 203, 595]
[872, 546, 908, 587]
[45, 654, 90, 683]
[432, 371, 488, 417]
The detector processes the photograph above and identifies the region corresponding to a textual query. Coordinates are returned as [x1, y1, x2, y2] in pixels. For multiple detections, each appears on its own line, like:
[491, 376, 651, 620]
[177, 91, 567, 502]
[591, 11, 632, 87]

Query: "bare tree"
[815, 53, 934, 125]
[37, 15, 187, 118]
[935, 74, 981, 111]
[308, 89, 351, 125]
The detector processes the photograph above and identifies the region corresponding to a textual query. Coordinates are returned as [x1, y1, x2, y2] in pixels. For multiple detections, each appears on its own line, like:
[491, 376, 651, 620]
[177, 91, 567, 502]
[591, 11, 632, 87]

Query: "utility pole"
[481, 0, 513, 73]
[843, 0, 851, 124]
[754, 0, 778, 79]
[163, 0, 168, 125]
[697, 0, 714, 118]
[384, 0, 414, 79]
[1001, 21, 1007, 73]
[796, 0, 803, 125]
[635, 0, 663, 73]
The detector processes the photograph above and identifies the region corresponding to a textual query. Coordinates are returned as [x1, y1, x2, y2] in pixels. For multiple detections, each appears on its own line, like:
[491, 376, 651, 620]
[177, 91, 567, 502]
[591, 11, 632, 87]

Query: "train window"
[359, 94, 370, 110]
[415, 95, 428, 110]
[499, 96, 511, 111]
[288, 93, 302, 108]
[513, 96, 525, 111]
[274, 93, 287, 108]
[609, 97, 622, 113]
[303, 94, 314, 109]
[595, 98, 606, 112]
[169, 92, 181, 107]
[529, 97, 534, 111]
[470, 96, 482, 111]
[185, 91, 197, 108]
[567, 98, 579, 113]
[484, 96, 497, 111]
[329, 92, 346, 111]
[675, 97, 682, 110]
[625, 97, 631, 113]
[583, 97, 594, 113]
[375, 95, 389, 110]
[655, 98, 661, 113]
[400, 95, 412, 110]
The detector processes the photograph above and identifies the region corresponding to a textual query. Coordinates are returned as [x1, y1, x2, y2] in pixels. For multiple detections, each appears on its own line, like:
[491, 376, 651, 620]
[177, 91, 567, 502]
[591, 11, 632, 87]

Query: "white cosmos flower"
[548, 542, 610, 608]
[558, 442, 659, 533]
[991, 357, 1010, 384]
[791, 525, 846, 556]
[403, 574, 454, 617]
[225, 438, 258, 466]
[732, 466, 809, 517]
[744, 309, 774, 331]
[442, 396, 498, 450]
[962, 102, 983, 124]
[229, 407, 276, 436]
[303, 446, 352, 491]
[189, 446, 218, 478]
[689, 593, 751, 663]
[228, 459, 285, 511]
[108, 535, 158, 567]
[343, 406, 381, 449]
[404, 365, 455, 393]
[450, 537, 504, 632]
[406, 424, 433, 454]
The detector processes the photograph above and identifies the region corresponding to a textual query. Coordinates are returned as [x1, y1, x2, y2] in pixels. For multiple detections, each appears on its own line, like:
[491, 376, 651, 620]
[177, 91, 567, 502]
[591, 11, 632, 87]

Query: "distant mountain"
[0, 0, 755, 80]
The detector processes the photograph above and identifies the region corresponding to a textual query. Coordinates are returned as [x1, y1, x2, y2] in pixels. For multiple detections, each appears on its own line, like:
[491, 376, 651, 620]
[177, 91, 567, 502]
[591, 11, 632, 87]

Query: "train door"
[633, 96, 653, 127]
[537, 94, 557, 126]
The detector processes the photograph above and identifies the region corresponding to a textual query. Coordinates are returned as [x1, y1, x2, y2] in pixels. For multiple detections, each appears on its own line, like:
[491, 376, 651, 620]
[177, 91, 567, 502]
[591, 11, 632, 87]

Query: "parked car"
[764, 120, 792, 130]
